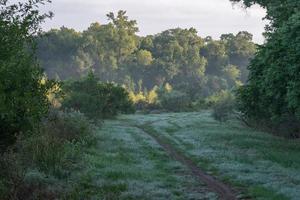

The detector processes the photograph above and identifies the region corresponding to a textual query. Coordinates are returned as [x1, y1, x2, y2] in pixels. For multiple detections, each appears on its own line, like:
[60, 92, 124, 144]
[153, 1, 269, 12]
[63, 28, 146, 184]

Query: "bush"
[0, 0, 53, 152]
[43, 109, 96, 143]
[21, 109, 95, 176]
[129, 87, 160, 111]
[211, 91, 235, 122]
[0, 150, 61, 200]
[62, 73, 135, 119]
[0, 109, 96, 200]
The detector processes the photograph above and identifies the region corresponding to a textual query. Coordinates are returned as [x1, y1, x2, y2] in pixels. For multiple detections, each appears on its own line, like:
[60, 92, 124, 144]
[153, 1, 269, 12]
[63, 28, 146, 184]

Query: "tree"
[0, 0, 52, 150]
[36, 27, 83, 79]
[221, 31, 256, 82]
[201, 40, 227, 76]
[136, 50, 153, 66]
[233, 0, 300, 137]
[62, 72, 135, 119]
[34, 10, 257, 109]
[106, 10, 139, 65]
[230, 0, 299, 32]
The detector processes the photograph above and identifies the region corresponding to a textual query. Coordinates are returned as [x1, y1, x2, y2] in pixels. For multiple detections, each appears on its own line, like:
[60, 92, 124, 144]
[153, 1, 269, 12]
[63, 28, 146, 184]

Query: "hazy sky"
[41, 0, 268, 44]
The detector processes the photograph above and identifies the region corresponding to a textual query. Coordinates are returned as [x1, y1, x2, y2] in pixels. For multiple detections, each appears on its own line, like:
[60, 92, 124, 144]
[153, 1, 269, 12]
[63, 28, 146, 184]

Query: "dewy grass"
[122, 111, 300, 200]
[68, 119, 218, 200]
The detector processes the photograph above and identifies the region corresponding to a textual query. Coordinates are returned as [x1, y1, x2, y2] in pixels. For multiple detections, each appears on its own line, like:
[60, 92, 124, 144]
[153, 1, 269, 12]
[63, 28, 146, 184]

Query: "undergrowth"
[0, 109, 96, 200]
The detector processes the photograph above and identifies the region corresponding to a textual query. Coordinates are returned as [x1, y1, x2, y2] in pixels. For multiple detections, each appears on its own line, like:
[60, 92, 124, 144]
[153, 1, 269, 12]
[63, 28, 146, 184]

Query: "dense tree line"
[231, 0, 300, 137]
[36, 10, 257, 101]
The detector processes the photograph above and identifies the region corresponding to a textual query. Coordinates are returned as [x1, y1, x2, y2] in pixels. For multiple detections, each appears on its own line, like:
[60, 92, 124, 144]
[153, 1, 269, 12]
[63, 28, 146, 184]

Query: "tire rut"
[135, 122, 238, 200]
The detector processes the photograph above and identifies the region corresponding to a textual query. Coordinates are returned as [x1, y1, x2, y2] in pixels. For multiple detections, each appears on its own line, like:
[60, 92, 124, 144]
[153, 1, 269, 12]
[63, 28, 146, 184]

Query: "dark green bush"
[21, 109, 96, 176]
[0, 150, 61, 200]
[62, 73, 135, 119]
[0, 109, 96, 200]
[0, 0, 53, 151]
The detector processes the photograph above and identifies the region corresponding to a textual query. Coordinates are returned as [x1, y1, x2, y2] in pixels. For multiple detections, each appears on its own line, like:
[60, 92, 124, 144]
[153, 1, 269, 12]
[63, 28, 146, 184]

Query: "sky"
[41, 0, 268, 44]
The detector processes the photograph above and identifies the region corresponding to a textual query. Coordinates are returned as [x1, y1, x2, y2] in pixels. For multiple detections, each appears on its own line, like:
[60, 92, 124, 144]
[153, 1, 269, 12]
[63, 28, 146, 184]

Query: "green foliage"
[0, 0, 53, 151]
[159, 89, 191, 112]
[212, 92, 236, 122]
[22, 109, 95, 176]
[36, 11, 256, 107]
[0, 109, 96, 200]
[233, 0, 300, 137]
[136, 49, 153, 66]
[129, 86, 159, 110]
[42, 109, 96, 144]
[36, 27, 83, 79]
[205, 90, 233, 106]
[62, 72, 135, 119]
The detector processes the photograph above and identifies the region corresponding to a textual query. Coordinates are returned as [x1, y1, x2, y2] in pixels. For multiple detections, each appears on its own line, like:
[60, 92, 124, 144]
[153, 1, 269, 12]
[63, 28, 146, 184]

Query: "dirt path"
[136, 122, 238, 200]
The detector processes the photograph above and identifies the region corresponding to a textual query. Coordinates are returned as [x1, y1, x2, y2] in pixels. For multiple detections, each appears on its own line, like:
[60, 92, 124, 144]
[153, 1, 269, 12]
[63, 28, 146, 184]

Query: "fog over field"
[42, 0, 267, 43]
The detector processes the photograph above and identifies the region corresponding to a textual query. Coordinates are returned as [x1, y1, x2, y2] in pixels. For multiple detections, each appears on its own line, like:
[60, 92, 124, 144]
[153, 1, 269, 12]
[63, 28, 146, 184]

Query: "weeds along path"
[133, 121, 238, 200]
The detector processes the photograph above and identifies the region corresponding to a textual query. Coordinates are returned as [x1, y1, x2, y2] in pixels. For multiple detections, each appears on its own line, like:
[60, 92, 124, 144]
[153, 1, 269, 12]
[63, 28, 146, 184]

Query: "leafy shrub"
[62, 73, 135, 119]
[204, 90, 231, 107]
[129, 87, 160, 111]
[0, 109, 96, 199]
[21, 109, 95, 176]
[212, 92, 235, 122]
[44, 109, 96, 143]
[0, 0, 53, 152]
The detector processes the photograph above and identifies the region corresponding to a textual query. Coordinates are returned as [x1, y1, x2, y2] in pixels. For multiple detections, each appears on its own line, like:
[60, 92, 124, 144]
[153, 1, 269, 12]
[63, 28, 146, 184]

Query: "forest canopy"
[36, 10, 257, 103]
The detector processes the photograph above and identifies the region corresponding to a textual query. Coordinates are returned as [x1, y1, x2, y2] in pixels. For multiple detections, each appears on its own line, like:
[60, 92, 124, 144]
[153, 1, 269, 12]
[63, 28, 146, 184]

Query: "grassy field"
[69, 119, 218, 199]
[71, 111, 300, 200]
[123, 111, 300, 200]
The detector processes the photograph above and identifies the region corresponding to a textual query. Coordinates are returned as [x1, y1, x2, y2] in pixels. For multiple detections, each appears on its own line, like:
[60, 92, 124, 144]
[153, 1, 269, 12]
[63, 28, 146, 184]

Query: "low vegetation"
[211, 91, 236, 122]
[0, 109, 97, 199]
[64, 119, 218, 199]
[62, 72, 135, 119]
[124, 112, 300, 200]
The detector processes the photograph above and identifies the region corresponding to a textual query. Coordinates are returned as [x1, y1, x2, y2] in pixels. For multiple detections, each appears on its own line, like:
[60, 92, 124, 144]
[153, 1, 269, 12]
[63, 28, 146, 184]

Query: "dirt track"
[137, 122, 238, 200]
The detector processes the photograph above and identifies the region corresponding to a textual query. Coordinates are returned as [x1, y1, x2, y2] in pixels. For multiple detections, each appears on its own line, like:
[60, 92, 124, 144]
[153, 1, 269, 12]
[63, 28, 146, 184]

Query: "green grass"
[122, 111, 300, 200]
[249, 186, 289, 200]
[25, 111, 298, 199]
[67, 120, 218, 200]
